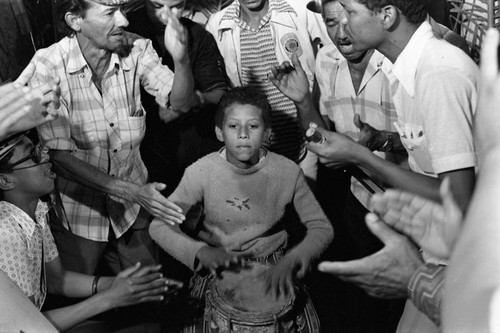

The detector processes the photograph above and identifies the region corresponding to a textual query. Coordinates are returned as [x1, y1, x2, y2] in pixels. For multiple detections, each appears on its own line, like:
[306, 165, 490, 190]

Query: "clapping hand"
[371, 177, 462, 260]
[318, 213, 423, 298]
[0, 63, 60, 140]
[102, 263, 183, 308]
[161, 6, 188, 63]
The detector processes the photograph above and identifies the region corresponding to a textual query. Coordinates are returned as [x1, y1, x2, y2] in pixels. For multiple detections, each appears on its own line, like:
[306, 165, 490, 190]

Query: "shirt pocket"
[399, 122, 434, 174]
[119, 108, 147, 149]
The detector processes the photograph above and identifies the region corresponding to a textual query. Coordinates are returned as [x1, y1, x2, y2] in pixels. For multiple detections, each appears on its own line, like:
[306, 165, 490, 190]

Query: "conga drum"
[204, 262, 299, 332]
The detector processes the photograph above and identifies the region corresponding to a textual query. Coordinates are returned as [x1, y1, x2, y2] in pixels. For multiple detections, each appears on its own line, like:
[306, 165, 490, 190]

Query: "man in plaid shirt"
[30, 0, 193, 288]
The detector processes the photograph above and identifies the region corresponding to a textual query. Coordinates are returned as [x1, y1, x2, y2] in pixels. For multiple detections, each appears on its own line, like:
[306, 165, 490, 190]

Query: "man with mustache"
[27, 0, 194, 329]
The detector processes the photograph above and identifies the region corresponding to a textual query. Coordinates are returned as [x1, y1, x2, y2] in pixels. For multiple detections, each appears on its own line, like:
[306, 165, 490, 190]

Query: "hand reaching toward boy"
[370, 177, 463, 260]
[98, 263, 183, 307]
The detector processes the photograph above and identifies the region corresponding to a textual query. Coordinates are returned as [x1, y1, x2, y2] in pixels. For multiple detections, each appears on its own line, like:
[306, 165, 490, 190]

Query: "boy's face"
[216, 103, 270, 169]
[338, 0, 385, 52]
[2, 137, 56, 197]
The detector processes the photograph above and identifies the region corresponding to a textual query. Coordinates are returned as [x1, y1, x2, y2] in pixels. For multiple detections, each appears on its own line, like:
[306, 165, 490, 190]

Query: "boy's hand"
[195, 246, 243, 276]
[264, 255, 310, 299]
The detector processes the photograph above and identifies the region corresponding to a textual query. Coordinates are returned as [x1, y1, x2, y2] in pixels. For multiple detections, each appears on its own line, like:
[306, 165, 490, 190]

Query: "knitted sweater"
[149, 151, 333, 271]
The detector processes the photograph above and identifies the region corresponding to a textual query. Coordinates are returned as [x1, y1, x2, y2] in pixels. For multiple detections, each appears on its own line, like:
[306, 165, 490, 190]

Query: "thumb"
[365, 213, 399, 245]
[291, 53, 305, 73]
[154, 182, 167, 192]
[353, 114, 364, 130]
[117, 262, 142, 278]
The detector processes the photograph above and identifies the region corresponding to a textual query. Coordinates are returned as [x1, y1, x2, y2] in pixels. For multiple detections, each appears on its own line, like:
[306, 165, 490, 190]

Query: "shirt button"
[80, 73, 85, 78]
[110, 123, 114, 127]
[113, 149, 118, 153]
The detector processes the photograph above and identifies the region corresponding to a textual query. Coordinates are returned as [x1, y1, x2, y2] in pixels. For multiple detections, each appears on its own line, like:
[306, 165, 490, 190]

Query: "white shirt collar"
[392, 21, 434, 97]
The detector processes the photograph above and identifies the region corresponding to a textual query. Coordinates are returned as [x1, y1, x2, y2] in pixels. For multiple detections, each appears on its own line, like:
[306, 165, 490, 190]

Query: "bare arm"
[50, 150, 184, 224]
[161, 6, 196, 113]
[308, 127, 474, 212]
[43, 261, 178, 332]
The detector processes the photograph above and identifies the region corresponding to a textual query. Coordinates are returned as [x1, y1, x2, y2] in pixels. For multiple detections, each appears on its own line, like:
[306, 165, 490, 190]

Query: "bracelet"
[92, 275, 101, 295]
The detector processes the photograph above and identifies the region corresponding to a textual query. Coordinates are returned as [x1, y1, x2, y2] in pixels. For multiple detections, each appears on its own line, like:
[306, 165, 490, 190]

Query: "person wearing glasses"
[28, 0, 196, 330]
[0, 132, 182, 332]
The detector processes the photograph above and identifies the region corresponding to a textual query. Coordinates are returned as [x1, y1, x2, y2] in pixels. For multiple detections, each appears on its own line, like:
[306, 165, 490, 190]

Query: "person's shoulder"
[0, 202, 18, 227]
[31, 37, 72, 66]
[422, 37, 478, 76]
[206, 6, 231, 31]
[123, 32, 152, 51]
[266, 152, 301, 174]
[185, 152, 221, 174]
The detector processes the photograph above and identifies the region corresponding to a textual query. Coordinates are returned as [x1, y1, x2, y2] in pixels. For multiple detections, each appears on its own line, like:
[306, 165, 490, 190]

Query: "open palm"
[370, 178, 462, 259]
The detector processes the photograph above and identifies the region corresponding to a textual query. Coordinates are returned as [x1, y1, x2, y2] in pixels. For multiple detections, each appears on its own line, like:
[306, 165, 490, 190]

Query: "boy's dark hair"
[215, 87, 272, 129]
[357, 0, 427, 24]
[57, 0, 92, 37]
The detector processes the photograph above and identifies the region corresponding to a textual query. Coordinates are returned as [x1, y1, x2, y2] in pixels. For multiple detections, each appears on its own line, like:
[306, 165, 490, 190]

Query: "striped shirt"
[316, 46, 402, 208]
[223, 0, 305, 162]
[0, 201, 58, 309]
[32, 35, 174, 241]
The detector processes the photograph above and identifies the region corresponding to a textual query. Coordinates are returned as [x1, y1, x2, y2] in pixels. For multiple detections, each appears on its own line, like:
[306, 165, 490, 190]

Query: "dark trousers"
[337, 192, 406, 333]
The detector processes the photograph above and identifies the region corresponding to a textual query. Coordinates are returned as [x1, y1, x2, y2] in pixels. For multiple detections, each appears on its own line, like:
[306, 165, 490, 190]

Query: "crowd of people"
[0, 0, 498, 332]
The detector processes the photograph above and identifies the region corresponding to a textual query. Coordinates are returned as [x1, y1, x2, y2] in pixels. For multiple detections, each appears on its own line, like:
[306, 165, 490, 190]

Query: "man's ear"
[215, 126, 224, 143]
[65, 12, 83, 33]
[380, 5, 398, 30]
[0, 174, 15, 192]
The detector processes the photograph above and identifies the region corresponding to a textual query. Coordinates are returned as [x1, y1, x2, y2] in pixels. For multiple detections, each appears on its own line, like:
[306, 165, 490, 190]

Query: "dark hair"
[215, 87, 272, 129]
[57, 0, 92, 37]
[357, 0, 427, 24]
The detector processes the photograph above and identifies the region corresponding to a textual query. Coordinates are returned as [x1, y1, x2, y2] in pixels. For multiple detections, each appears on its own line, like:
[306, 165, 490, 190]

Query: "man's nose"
[115, 9, 129, 28]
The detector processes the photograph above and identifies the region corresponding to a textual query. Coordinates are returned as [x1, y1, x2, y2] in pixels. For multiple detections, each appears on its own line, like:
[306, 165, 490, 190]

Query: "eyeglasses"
[0, 144, 48, 171]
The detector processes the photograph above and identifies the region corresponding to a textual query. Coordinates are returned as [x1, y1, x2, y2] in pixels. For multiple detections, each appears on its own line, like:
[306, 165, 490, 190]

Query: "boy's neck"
[4, 193, 39, 220]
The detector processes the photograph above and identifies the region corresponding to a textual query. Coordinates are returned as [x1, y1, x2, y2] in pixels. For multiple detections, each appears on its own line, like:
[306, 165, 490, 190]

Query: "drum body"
[204, 262, 298, 333]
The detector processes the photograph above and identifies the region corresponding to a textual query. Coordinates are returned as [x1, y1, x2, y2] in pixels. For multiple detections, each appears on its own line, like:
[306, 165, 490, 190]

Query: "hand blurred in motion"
[371, 177, 462, 260]
[0, 63, 61, 140]
[318, 213, 423, 299]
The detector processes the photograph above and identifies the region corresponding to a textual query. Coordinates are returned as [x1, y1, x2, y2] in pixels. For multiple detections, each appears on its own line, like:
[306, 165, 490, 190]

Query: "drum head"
[215, 262, 292, 313]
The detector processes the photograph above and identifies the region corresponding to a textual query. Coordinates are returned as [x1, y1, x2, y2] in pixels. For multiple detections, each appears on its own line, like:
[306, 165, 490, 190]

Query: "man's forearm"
[295, 94, 327, 132]
[408, 263, 446, 326]
[50, 150, 137, 202]
[353, 146, 441, 202]
[169, 58, 197, 113]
